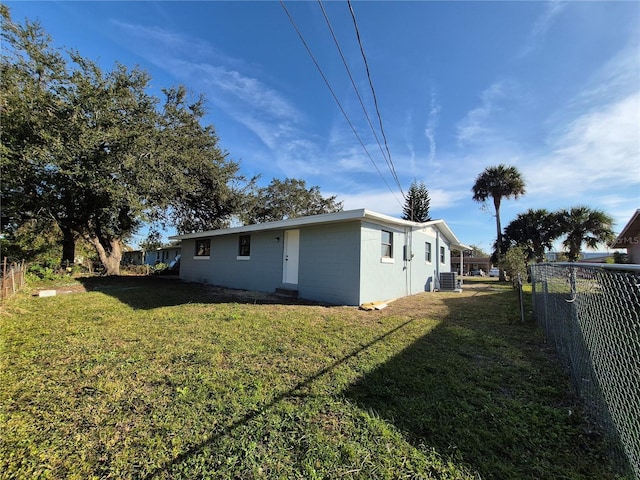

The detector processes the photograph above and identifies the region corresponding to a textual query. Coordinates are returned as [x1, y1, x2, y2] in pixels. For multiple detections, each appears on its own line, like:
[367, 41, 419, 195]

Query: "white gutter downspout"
[434, 230, 441, 291]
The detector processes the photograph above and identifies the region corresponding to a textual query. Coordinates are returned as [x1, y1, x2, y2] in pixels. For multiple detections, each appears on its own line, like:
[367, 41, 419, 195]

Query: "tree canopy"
[402, 180, 431, 222]
[558, 206, 615, 262]
[1, 9, 243, 274]
[240, 178, 343, 225]
[502, 209, 563, 263]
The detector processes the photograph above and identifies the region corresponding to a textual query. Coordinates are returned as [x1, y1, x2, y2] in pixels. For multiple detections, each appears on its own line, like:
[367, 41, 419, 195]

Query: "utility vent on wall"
[439, 272, 457, 291]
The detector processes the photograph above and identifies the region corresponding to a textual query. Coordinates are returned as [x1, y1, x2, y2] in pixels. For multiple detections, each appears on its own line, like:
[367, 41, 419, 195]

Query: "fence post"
[517, 273, 525, 322]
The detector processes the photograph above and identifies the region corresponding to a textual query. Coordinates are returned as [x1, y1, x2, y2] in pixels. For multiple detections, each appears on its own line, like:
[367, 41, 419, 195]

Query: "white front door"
[283, 229, 300, 285]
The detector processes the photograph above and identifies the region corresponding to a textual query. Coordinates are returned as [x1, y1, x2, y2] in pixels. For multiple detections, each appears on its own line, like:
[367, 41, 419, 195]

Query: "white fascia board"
[612, 209, 640, 248]
[170, 209, 370, 240]
[170, 208, 470, 250]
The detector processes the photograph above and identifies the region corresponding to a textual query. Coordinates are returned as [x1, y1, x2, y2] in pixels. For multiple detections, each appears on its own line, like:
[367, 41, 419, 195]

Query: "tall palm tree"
[472, 164, 526, 280]
[558, 206, 615, 261]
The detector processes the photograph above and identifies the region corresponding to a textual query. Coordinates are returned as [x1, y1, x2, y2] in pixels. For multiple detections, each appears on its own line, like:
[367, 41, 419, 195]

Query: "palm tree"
[558, 206, 615, 261]
[472, 164, 526, 281]
[502, 209, 563, 262]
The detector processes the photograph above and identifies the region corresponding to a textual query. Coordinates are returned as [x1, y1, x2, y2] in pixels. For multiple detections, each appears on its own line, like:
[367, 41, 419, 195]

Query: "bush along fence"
[1, 259, 26, 302]
[530, 262, 640, 479]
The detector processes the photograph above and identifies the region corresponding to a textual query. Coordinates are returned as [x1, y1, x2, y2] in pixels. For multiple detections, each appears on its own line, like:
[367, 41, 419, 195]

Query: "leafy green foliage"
[502, 209, 563, 263]
[500, 245, 529, 288]
[240, 178, 342, 225]
[1, 11, 243, 274]
[558, 206, 615, 261]
[402, 180, 432, 222]
[472, 164, 526, 279]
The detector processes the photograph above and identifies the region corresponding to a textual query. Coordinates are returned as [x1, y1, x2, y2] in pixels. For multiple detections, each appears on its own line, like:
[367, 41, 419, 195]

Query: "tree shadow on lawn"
[76, 276, 320, 310]
[342, 286, 622, 480]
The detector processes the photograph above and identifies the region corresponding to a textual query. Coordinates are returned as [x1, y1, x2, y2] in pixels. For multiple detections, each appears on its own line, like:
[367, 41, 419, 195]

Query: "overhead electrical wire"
[347, 0, 404, 200]
[279, 0, 404, 208]
[316, 0, 393, 189]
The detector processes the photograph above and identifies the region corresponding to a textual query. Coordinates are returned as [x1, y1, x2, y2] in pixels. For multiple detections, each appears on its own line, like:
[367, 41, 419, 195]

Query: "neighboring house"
[612, 209, 640, 264]
[450, 256, 492, 276]
[170, 209, 469, 306]
[145, 244, 182, 265]
[122, 249, 144, 265]
[121, 244, 182, 266]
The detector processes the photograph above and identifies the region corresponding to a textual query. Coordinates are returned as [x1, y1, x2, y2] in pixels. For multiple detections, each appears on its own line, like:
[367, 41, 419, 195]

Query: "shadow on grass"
[76, 276, 320, 309]
[135, 283, 622, 479]
[343, 286, 622, 479]
[140, 317, 420, 480]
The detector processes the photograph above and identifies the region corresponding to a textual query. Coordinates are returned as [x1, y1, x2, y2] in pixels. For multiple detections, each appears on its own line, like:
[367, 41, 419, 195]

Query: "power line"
[279, 0, 404, 208]
[317, 0, 394, 190]
[347, 0, 404, 200]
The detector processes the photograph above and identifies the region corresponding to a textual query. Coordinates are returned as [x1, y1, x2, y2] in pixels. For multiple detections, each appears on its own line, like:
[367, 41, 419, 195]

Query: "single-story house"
[145, 244, 182, 266]
[611, 209, 640, 264]
[121, 244, 182, 266]
[450, 256, 492, 276]
[170, 209, 469, 306]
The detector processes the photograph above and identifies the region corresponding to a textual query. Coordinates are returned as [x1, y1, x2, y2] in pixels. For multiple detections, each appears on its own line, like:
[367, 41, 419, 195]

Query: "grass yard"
[0, 276, 626, 479]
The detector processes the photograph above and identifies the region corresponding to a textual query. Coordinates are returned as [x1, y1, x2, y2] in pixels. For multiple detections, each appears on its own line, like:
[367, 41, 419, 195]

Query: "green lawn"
[0, 276, 626, 479]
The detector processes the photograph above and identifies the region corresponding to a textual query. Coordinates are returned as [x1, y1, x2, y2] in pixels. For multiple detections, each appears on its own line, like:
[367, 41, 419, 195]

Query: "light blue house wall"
[180, 230, 282, 292]
[173, 210, 467, 306]
[357, 222, 453, 303]
[297, 222, 361, 305]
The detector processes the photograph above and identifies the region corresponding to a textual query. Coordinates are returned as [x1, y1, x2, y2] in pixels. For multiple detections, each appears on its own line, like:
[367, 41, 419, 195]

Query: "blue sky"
[7, 1, 640, 252]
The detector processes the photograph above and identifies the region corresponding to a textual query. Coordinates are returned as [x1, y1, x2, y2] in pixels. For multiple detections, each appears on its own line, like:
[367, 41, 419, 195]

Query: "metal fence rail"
[530, 262, 640, 479]
[1, 259, 26, 302]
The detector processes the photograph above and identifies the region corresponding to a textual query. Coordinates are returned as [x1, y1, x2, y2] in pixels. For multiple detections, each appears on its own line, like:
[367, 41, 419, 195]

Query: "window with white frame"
[381, 230, 393, 258]
[440, 246, 446, 263]
[425, 242, 432, 262]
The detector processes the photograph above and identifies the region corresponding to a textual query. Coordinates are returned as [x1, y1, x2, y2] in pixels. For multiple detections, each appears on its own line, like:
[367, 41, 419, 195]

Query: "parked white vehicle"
[489, 268, 500, 277]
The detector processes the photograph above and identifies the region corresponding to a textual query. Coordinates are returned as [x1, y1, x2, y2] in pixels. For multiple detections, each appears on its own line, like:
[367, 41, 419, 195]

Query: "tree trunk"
[88, 236, 122, 275]
[493, 197, 506, 282]
[60, 226, 76, 267]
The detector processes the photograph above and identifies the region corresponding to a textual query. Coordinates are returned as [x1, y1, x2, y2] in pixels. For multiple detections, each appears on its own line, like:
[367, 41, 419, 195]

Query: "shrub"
[500, 246, 529, 288]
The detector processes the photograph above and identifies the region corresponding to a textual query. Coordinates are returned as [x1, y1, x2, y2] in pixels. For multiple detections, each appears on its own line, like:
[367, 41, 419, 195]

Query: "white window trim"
[236, 256, 250, 261]
[380, 257, 395, 264]
[193, 256, 210, 260]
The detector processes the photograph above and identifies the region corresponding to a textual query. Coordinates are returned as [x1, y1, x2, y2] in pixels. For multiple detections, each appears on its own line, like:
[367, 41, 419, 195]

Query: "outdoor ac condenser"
[439, 272, 457, 291]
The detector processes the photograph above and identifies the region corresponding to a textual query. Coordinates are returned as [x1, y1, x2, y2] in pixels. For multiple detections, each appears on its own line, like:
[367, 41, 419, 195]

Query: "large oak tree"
[1, 8, 243, 274]
[240, 178, 342, 225]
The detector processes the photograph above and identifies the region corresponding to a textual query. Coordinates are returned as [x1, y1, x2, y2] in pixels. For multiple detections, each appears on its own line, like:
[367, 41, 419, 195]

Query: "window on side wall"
[440, 246, 445, 264]
[425, 242, 432, 262]
[238, 235, 251, 259]
[381, 230, 393, 259]
[195, 239, 211, 258]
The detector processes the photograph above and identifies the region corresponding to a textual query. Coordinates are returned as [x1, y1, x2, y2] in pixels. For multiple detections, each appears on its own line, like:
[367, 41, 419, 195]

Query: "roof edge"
[170, 208, 468, 247]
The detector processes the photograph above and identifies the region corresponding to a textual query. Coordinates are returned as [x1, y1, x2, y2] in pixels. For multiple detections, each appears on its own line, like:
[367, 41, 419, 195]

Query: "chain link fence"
[530, 262, 640, 479]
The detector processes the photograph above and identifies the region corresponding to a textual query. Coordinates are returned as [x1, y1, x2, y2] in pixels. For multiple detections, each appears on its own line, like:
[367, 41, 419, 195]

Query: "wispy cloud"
[424, 87, 441, 166]
[111, 21, 323, 175]
[525, 91, 640, 198]
[338, 186, 467, 217]
[517, 1, 568, 58]
[456, 80, 516, 146]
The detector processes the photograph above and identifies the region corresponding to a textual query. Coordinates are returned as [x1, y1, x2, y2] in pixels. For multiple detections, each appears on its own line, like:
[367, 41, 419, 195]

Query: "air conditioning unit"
[439, 272, 457, 291]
